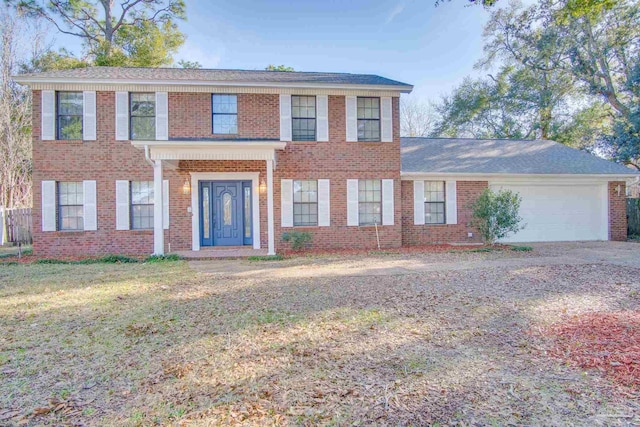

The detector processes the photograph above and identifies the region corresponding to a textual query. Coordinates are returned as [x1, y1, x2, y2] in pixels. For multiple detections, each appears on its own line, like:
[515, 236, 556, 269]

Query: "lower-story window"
[425, 181, 445, 224]
[131, 181, 154, 229]
[358, 179, 381, 225]
[58, 181, 84, 230]
[293, 180, 318, 226]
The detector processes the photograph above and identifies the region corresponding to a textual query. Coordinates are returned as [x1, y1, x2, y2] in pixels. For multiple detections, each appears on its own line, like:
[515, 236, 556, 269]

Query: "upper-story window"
[292, 95, 316, 141]
[212, 94, 238, 134]
[357, 97, 380, 142]
[57, 92, 83, 140]
[130, 93, 155, 140]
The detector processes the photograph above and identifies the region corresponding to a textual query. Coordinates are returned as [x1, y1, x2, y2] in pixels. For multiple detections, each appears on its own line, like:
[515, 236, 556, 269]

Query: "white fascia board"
[131, 140, 287, 150]
[13, 76, 414, 93]
[400, 172, 640, 181]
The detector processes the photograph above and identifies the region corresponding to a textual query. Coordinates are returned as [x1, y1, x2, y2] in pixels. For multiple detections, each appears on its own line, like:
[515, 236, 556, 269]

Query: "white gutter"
[12, 76, 414, 93]
[400, 171, 640, 180]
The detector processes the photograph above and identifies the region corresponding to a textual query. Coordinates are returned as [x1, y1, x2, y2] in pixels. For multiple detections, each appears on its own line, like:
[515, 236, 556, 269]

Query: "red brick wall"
[31, 91, 402, 256]
[609, 181, 627, 241]
[401, 180, 487, 245]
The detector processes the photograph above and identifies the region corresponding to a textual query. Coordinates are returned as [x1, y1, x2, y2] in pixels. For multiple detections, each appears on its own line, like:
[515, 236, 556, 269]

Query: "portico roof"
[131, 139, 287, 161]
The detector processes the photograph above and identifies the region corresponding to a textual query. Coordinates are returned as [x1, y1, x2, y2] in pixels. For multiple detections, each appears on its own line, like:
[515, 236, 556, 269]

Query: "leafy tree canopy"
[8, 0, 186, 67]
[265, 64, 294, 72]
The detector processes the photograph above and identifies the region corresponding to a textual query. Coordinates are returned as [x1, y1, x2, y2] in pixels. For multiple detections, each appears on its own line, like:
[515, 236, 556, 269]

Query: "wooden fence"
[628, 198, 640, 237]
[1, 207, 32, 245]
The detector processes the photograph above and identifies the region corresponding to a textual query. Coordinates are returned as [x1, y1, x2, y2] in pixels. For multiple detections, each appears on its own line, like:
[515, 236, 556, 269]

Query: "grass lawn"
[0, 253, 638, 426]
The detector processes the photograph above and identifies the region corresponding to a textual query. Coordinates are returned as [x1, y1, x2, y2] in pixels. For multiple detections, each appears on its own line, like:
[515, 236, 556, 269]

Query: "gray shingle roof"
[14, 66, 412, 89]
[401, 137, 639, 176]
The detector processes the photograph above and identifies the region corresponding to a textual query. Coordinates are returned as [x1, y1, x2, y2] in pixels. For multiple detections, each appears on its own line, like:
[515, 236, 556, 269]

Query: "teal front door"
[200, 181, 251, 247]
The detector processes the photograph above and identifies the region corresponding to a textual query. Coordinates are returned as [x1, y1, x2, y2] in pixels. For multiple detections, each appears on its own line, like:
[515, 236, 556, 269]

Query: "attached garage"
[489, 181, 608, 242]
[401, 138, 639, 244]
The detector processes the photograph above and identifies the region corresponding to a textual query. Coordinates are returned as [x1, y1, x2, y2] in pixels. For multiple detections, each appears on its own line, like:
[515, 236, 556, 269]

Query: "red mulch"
[541, 311, 640, 391]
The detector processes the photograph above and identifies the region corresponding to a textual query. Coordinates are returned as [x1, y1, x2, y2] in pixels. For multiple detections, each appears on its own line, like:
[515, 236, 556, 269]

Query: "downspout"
[144, 145, 154, 167]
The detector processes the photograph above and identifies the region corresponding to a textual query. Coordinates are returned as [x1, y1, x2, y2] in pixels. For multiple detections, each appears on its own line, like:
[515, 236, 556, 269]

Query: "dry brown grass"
[1, 249, 639, 426]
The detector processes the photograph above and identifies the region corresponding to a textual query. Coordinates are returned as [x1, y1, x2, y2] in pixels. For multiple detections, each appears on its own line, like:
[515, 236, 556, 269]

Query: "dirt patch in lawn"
[1, 250, 639, 426]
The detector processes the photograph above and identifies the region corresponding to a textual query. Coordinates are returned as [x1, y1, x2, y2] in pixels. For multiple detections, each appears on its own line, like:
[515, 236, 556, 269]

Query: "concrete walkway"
[189, 241, 640, 279]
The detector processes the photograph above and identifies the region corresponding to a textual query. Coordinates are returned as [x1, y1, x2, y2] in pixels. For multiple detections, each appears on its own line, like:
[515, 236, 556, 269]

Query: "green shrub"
[510, 245, 533, 252]
[281, 231, 312, 251]
[471, 188, 525, 245]
[144, 254, 183, 263]
[35, 254, 141, 265]
[247, 254, 285, 261]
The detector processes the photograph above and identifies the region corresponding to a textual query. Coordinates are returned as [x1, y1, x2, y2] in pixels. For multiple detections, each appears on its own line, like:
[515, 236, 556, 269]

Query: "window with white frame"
[292, 95, 316, 141]
[357, 97, 380, 142]
[293, 180, 318, 226]
[424, 181, 445, 224]
[358, 179, 381, 225]
[57, 92, 83, 140]
[131, 181, 154, 229]
[58, 181, 84, 230]
[212, 94, 238, 134]
[130, 93, 156, 140]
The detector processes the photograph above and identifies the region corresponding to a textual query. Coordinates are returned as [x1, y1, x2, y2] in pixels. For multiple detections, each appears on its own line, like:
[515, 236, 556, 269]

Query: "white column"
[266, 159, 275, 255]
[153, 160, 164, 255]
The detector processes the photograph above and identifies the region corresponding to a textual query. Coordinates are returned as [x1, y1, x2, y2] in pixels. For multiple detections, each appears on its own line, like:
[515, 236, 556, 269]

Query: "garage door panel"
[490, 183, 607, 243]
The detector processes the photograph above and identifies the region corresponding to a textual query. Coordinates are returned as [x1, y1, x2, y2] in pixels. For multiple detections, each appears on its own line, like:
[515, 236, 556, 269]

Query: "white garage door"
[489, 182, 608, 243]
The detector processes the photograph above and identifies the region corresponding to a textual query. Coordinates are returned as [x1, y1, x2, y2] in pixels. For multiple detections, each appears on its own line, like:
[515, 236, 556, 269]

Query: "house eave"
[400, 171, 640, 181]
[12, 76, 414, 93]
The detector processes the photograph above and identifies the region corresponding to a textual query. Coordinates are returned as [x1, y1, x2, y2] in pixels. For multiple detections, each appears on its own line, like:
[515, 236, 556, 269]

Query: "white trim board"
[401, 172, 639, 181]
[190, 172, 261, 251]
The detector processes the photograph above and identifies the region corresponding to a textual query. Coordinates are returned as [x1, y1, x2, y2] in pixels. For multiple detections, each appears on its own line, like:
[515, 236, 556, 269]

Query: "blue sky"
[53, 0, 505, 103]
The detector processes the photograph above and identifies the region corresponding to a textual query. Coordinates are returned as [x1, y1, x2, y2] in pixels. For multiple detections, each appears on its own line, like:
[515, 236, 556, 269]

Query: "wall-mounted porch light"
[182, 178, 191, 195]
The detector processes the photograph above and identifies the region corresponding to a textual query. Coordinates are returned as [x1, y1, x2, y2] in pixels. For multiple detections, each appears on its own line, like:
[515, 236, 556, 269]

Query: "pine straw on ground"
[540, 311, 640, 392]
[1, 251, 639, 426]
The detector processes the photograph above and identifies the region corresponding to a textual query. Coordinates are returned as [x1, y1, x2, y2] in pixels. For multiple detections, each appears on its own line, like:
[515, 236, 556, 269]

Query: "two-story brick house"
[14, 67, 637, 257]
[17, 67, 411, 257]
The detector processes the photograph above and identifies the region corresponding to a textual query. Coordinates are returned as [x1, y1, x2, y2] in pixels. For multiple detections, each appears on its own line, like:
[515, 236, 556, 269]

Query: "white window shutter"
[83, 180, 97, 231]
[41, 90, 55, 141]
[83, 91, 96, 141]
[318, 179, 330, 226]
[345, 96, 357, 142]
[279, 95, 292, 142]
[382, 179, 394, 225]
[347, 179, 359, 226]
[155, 92, 169, 140]
[163, 179, 169, 229]
[115, 180, 130, 230]
[413, 180, 425, 225]
[316, 95, 329, 142]
[41, 180, 56, 231]
[280, 179, 293, 227]
[446, 181, 458, 225]
[381, 97, 393, 142]
[115, 92, 129, 141]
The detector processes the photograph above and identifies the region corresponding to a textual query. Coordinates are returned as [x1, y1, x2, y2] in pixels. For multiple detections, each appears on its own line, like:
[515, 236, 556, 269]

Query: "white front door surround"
[190, 172, 266, 253]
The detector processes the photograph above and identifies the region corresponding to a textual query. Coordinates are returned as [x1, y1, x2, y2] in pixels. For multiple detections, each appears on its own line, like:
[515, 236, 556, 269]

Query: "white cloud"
[386, 3, 406, 24]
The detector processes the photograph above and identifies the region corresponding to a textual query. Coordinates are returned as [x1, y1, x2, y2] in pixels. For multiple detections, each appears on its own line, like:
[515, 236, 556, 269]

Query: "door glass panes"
[223, 192, 232, 225]
[244, 186, 251, 238]
[202, 187, 210, 238]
